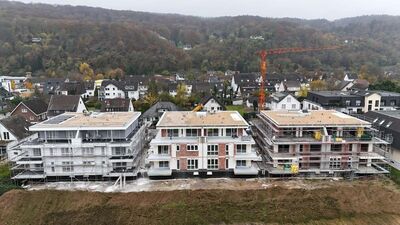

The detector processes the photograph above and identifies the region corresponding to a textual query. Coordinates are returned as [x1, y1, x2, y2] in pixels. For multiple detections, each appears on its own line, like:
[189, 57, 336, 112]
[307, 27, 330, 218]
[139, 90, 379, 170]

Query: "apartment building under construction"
[253, 110, 389, 176]
[10, 112, 146, 181]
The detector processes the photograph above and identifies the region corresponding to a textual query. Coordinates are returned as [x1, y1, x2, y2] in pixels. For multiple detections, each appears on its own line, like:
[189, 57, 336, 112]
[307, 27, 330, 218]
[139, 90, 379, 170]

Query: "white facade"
[268, 94, 301, 111]
[10, 112, 145, 180]
[203, 98, 224, 112]
[103, 84, 125, 99]
[0, 76, 27, 92]
[147, 111, 261, 177]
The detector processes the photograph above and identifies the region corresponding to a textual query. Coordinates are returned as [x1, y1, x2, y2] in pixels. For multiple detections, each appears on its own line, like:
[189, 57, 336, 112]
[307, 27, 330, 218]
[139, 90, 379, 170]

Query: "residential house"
[200, 96, 226, 112]
[0, 87, 13, 112]
[0, 76, 27, 92]
[10, 112, 146, 180]
[98, 78, 144, 101]
[42, 78, 68, 95]
[363, 110, 400, 163]
[344, 73, 358, 82]
[141, 101, 180, 124]
[101, 98, 134, 112]
[231, 73, 260, 98]
[253, 110, 389, 176]
[306, 91, 400, 114]
[147, 111, 260, 177]
[10, 99, 48, 123]
[266, 93, 300, 111]
[0, 116, 34, 160]
[47, 95, 87, 117]
[277, 80, 302, 95]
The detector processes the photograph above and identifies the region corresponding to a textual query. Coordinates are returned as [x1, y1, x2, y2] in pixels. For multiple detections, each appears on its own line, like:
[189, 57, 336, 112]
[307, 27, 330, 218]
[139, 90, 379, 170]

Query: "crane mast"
[258, 45, 342, 110]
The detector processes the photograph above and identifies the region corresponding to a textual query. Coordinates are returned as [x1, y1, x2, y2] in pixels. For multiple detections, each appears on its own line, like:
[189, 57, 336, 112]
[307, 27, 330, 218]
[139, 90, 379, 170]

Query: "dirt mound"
[0, 180, 399, 225]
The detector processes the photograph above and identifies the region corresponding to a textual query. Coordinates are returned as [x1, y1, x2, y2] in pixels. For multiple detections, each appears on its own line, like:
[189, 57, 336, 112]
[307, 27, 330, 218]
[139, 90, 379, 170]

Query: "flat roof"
[368, 110, 400, 119]
[30, 112, 141, 130]
[260, 110, 370, 127]
[157, 111, 249, 127]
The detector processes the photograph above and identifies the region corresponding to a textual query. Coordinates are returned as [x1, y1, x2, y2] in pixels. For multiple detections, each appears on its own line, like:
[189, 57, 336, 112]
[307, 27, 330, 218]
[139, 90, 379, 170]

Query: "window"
[226, 159, 229, 168]
[167, 129, 179, 137]
[3, 132, 10, 140]
[391, 100, 396, 106]
[61, 148, 71, 156]
[186, 129, 198, 137]
[360, 144, 369, 152]
[158, 145, 169, 155]
[225, 145, 229, 155]
[62, 161, 73, 172]
[33, 148, 41, 156]
[236, 144, 247, 154]
[112, 162, 127, 171]
[187, 145, 198, 151]
[187, 159, 198, 170]
[226, 128, 238, 137]
[159, 161, 169, 168]
[281, 104, 286, 109]
[236, 160, 247, 167]
[287, 97, 291, 103]
[207, 145, 219, 155]
[278, 145, 290, 153]
[356, 100, 361, 106]
[22, 108, 27, 113]
[207, 159, 219, 170]
[331, 144, 342, 152]
[176, 145, 180, 151]
[112, 147, 126, 155]
[375, 100, 379, 107]
[30, 116, 34, 121]
[345, 100, 351, 106]
[83, 161, 94, 166]
[177, 160, 180, 170]
[381, 100, 386, 106]
[386, 121, 393, 128]
[299, 145, 304, 152]
[82, 147, 94, 156]
[207, 129, 219, 136]
[310, 145, 321, 152]
[291, 104, 296, 109]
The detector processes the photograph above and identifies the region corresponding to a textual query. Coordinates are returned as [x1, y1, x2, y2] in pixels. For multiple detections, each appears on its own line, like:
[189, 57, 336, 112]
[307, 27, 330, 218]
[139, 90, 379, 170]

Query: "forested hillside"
[0, 1, 400, 77]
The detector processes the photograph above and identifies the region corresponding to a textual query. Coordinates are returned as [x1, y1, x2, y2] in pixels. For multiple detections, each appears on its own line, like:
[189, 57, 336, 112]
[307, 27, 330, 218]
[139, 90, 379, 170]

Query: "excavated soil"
[0, 178, 399, 225]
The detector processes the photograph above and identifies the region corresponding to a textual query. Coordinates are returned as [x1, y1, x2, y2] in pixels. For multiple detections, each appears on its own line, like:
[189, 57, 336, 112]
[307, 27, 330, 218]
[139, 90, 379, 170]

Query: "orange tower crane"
[258, 46, 342, 110]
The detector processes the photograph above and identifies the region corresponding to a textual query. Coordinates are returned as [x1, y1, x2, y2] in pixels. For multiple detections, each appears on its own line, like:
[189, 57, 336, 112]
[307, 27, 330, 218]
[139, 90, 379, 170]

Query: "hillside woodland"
[0, 1, 399, 80]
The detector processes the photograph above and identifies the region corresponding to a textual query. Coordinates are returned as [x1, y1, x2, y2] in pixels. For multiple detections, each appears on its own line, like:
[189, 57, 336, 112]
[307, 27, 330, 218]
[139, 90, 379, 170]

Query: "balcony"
[147, 167, 172, 177]
[233, 166, 259, 175]
[147, 154, 171, 161]
[235, 151, 261, 161]
[16, 157, 43, 165]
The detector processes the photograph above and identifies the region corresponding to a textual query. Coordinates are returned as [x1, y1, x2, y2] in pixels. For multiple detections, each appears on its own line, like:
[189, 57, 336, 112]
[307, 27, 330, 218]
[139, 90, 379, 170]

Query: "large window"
[167, 129, 179, 137]
[61, 148, 71, 156]
[112, 147, 126, 155]
[236, 160, 247, 167]
[159, 161, 169, 168]
[186, 129, 198, 137]
[331, 144, 342, 152]
[360, 144, 369, 152]
[187, 145, 198, 151]
[158, 145, 169, 155]
[207, 159, 219, 170]
[33, 148, 41, 156]
[310, 145, 321, 152]
[207, 129, 219, 136]
[187, 159, 198, 170]
[236, 144, 247, 154]
[207, 145, 219, 155]
[62, 161, 73, 172]
[226, 128, 238, 137]
[82, 147, 94, 156]
[278, 145, 290, 153]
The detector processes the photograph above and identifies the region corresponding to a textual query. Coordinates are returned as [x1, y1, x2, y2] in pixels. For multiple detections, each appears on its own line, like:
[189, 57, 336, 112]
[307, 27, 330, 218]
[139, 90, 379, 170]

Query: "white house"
[266, 93, 300, 111]
[201, 96, 226, 112]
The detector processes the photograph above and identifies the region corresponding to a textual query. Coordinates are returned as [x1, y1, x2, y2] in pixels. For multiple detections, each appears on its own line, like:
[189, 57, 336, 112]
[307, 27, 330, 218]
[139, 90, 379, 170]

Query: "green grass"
[0, 163, 19, 195]
[389, 166, 400, 186]
[226, 105, 248, 116]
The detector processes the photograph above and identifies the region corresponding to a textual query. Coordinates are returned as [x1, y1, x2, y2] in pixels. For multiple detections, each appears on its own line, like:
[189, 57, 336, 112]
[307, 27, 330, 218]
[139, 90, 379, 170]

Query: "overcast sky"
[14, 0, 400, 20]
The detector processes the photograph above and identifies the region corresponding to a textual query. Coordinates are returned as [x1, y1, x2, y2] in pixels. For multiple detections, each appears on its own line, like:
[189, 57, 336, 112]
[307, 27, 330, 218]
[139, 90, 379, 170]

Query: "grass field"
[0, 179, 399, 225]
[390, 166, 400, 186]
[226, 105, 248, 115]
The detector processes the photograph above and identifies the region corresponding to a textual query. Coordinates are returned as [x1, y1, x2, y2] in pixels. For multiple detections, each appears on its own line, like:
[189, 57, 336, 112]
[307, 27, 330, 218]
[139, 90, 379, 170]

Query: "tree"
[298, 86, 308, 98]
[310, 80, 327, 91]
[95, 73, 104, 80]
[148, 80, 159, 96]
[79, 63, 94, 81]
[175, 83, 188, 107]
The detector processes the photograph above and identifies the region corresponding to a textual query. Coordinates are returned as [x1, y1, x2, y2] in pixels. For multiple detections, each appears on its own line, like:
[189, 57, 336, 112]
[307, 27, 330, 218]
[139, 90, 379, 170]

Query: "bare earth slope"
[0, 179, 399, 225]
